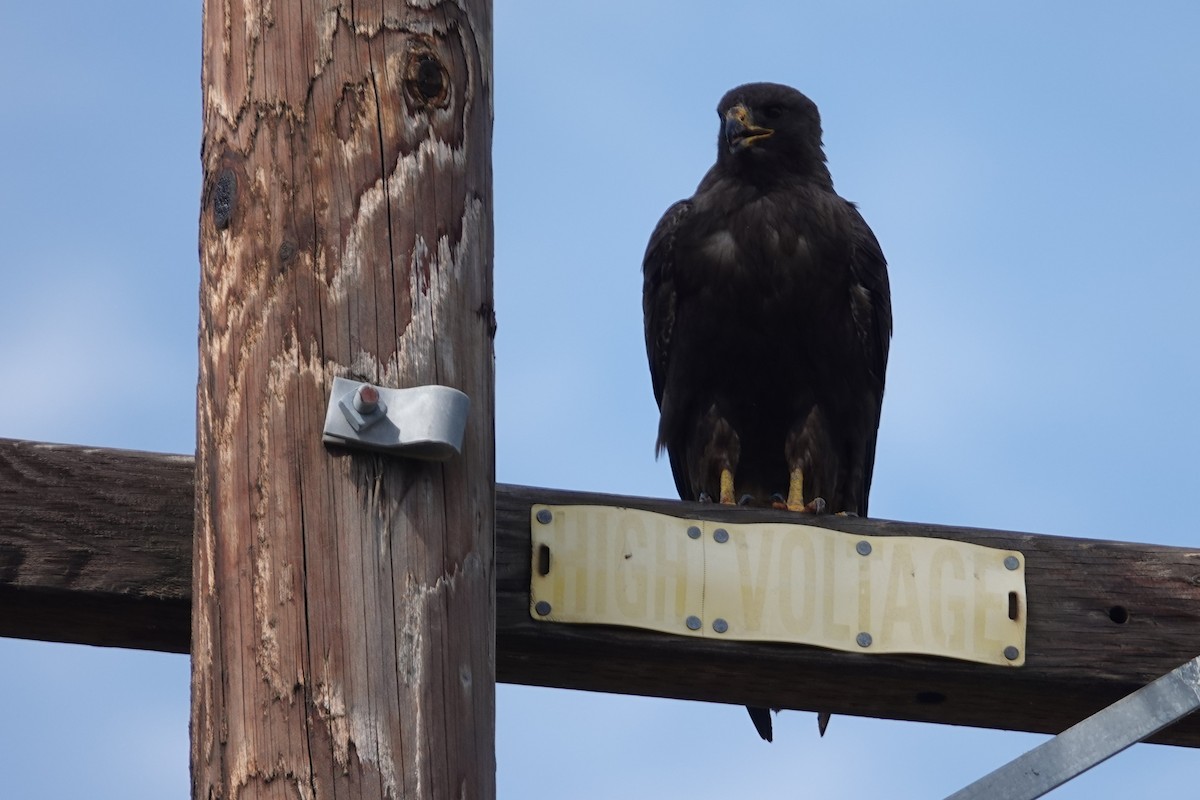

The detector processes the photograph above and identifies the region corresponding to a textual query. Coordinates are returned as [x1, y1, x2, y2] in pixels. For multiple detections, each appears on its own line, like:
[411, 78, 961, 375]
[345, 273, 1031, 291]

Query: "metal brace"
[944, 654, 1200, 800]
[321, 376, 469, 461]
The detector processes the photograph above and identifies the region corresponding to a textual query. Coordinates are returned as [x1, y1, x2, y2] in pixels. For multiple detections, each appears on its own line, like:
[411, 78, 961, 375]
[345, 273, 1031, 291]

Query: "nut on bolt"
[354, 384, 381, 414]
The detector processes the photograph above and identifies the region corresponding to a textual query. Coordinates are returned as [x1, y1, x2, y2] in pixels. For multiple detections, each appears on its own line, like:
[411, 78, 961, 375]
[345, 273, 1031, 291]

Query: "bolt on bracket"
[321, 376, 469, 461]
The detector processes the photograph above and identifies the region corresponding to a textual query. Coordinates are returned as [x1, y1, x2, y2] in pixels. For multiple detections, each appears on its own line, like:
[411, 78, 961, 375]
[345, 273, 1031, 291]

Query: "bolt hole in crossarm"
[1108, 605, 1130, 624]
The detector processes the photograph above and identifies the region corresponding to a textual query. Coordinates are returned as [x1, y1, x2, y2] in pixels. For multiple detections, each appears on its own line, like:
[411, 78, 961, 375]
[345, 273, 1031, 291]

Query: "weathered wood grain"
[0, 439, 192, 652]
[194, 0, 494, 796]
[3, 440, 1200, 746]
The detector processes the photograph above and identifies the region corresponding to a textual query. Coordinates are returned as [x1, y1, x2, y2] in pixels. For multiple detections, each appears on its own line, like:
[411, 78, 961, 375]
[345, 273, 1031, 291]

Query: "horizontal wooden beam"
[0, 438, 192, 652]
[3, 437, 1200, 746]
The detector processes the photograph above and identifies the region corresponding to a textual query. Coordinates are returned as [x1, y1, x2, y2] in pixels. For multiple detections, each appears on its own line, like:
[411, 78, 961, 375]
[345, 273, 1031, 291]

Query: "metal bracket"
[321, 376, 469, 461]
[944, 654, 1200, 800]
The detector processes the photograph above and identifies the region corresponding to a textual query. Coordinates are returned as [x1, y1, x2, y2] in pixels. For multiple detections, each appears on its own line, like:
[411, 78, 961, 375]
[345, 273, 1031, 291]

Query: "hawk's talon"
[738, 494, 755, 506]
[774, 493, 828, 514]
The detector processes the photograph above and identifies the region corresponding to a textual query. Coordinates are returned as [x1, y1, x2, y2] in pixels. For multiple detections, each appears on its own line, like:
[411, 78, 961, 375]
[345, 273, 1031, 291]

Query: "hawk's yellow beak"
[724, 104, 774, 150]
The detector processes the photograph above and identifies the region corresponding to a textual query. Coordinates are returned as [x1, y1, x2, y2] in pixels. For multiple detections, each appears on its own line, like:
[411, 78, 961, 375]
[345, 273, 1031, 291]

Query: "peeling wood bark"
[194, 0, 494, 796]
[3, 440, 1200, 747]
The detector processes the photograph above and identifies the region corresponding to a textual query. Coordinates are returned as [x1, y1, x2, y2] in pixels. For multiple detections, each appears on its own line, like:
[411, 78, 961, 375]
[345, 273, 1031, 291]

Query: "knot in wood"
[405, 52, 450, 109]
[277, 239, 297, 271]
[212, 169, 237, 230]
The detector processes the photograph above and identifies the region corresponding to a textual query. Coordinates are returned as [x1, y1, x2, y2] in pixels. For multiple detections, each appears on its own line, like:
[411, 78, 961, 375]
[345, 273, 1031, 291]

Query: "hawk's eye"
[761, 104, 784, 120]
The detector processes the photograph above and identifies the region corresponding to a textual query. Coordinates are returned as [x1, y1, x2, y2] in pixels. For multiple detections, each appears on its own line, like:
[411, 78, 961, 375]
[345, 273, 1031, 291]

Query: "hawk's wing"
[642, 199, 695, 499]
[845, 200, 892, 514]
[642, 199, 692, 412]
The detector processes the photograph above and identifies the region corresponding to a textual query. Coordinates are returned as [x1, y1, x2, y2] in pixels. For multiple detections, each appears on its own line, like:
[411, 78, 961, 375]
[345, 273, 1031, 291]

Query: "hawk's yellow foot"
[719, 467, 736, 505]
[771, 467, 827, 513]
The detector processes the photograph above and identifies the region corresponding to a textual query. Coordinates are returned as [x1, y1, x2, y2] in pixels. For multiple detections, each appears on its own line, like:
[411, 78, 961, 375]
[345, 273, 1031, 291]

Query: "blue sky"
[2, 2, 1198, 797]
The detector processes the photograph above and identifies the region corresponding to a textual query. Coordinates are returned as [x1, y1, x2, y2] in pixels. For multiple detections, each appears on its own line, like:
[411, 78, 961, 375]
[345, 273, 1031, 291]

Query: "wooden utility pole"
[193, 1, 494, 797]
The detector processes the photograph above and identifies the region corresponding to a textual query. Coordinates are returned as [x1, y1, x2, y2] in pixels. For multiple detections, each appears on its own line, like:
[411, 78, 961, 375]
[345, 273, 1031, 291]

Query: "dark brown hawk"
[642, 82, 892, 742]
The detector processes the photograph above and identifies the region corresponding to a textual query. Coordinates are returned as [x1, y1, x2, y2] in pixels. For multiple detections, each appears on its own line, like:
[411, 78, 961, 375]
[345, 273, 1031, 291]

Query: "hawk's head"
[716, 83, 828, 181]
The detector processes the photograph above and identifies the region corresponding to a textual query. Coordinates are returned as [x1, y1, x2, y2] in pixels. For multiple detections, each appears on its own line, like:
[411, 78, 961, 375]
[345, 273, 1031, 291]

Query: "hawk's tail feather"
[746, 705, 773, 742]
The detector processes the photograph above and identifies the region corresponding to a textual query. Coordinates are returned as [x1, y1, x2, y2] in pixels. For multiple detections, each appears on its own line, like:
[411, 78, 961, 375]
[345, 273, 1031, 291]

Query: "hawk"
[642, 83, 892, 742]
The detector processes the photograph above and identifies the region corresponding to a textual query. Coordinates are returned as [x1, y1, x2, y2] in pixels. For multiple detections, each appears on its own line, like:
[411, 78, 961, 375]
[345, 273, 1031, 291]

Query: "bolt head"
[534, 601, 552, 616]
[1004, 555, 1020, 571]
[856, 632, 873, 648]
[686, 615, 702, 631]
[354, 384, 381, 414]
[713, 528, 729, 544]
[856, 540, 872, 556]
[713, 618, 729, 634]
[1004, 646, 1020, 661]
[536, 508, 553, 525]
[687, 525, 701, 540]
